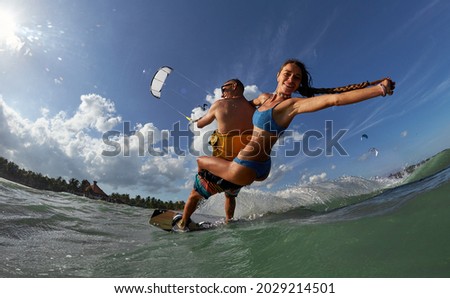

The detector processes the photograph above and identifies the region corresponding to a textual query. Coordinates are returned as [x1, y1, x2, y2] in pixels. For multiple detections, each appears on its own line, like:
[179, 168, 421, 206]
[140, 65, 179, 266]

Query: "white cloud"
[0, 83, 273, 197]
[190, 106, 216, 156]
[308, 172, 327, 183]
[0, 95, 192, 195]
[400, 130, 408, 138]
[243, 84, 261, 100]
[205, 88, 222, 105]
[65, 94, 122, 132]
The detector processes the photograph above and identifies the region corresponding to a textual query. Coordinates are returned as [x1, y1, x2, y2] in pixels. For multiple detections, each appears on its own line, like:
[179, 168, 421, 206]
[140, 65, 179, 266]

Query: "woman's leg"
[197, 156, 232, 178]
[197, 156, 257, 186]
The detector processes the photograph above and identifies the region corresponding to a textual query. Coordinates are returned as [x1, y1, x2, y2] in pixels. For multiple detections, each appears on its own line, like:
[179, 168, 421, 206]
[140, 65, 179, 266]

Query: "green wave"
[404, 149, 450, 184]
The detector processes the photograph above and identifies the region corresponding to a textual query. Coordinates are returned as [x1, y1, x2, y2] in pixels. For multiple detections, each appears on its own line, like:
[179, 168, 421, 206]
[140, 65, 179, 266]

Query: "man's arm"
[196, 102, 218, 128]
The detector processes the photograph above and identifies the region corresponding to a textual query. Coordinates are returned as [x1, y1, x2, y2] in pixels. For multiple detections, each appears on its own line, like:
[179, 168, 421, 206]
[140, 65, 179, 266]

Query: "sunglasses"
[221, 83, 234, 92]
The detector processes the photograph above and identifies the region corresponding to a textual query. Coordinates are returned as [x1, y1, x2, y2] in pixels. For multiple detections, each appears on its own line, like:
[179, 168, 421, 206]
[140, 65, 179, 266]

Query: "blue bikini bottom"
[233, 157, 271, 180]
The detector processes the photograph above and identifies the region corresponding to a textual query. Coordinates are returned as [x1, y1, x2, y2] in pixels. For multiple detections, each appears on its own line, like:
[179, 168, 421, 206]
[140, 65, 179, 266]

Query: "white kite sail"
[150, 66, 173, 98]
[149, 66, 192, 121]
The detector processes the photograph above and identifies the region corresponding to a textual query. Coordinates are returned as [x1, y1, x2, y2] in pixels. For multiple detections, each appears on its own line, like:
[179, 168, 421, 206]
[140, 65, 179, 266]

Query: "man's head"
[221, 79, 244, 98]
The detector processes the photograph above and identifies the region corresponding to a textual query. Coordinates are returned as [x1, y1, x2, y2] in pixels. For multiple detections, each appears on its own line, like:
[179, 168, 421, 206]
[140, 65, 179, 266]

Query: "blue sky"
[1, 0, 449, 201]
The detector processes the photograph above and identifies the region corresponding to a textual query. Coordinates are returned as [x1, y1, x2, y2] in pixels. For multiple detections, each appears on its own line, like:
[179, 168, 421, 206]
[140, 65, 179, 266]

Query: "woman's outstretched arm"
[288, 78, 395, 116]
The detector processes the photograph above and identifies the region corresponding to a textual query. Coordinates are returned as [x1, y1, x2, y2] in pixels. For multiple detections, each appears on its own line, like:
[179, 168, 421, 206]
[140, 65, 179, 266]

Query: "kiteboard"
[149, 209, 214, 232]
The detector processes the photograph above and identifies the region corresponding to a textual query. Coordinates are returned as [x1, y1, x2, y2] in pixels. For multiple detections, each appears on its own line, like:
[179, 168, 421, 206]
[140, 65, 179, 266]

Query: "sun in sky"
[0, 8, 24, 52]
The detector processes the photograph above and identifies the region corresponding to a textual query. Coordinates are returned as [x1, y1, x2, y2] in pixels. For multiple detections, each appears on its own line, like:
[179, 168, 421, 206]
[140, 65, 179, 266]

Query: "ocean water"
[1, 150, 449, 278]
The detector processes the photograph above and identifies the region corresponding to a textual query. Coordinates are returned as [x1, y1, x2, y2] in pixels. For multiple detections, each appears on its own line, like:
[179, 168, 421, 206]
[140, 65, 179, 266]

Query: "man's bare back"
[208, 96, 254, 134]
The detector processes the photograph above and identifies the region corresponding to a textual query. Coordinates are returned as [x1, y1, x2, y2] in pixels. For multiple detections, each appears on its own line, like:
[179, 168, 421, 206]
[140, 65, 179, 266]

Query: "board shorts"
[193, 170, 243, 199]
[209, 130, 253, 161]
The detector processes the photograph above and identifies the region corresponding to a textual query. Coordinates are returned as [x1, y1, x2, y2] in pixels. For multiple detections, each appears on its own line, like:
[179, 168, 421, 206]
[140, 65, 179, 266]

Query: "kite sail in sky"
[358, 133, 379, 159]
[149, 66, 193, 121]
[150, 66, 173, 98]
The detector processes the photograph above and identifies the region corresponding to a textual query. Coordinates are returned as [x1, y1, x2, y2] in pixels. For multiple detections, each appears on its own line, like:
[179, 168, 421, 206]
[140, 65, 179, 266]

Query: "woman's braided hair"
[310, 78, 386, 95]
[282, 59, 386, 97]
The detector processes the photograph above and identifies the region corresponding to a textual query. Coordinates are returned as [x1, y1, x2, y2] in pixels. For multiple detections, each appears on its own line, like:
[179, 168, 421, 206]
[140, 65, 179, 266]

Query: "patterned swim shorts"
[193, 170, 242, 199]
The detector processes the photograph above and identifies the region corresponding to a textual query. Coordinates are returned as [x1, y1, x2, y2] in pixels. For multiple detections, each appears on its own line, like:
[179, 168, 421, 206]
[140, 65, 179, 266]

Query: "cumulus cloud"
[65, 94, 122, 132]
[205, 87, 223, 105]
[301, 172, 328, 184]
[243, 85, 261, 100]
[189, 106, 215, 156]
[0, 95, 192, 195]
[307, 172, 327, 183]
[0, 84, 275, 197]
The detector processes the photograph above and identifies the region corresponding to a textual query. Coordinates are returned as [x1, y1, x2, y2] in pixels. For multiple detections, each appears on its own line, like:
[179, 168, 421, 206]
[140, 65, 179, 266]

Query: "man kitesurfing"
[173, 79, 255, 231]
[149, 68, 256, 231]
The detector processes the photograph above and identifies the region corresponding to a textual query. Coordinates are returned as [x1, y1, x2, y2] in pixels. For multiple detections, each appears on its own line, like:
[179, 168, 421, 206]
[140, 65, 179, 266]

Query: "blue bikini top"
[252, 103, 286, 135]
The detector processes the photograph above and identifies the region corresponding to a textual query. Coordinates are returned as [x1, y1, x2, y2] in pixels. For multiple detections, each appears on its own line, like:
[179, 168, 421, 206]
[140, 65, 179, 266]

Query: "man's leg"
[224, 194, 236, 223]
[178, 189, 203, 229]
[176, 171, 239, 230]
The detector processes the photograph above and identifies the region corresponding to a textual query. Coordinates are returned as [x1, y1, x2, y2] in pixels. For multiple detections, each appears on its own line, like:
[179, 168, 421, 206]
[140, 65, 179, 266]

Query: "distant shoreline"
[0, 156, 185, 210]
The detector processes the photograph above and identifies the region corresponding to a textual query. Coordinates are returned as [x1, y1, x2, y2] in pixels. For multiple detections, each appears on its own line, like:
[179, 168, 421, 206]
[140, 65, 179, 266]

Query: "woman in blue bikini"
[197, 59, 396, 186]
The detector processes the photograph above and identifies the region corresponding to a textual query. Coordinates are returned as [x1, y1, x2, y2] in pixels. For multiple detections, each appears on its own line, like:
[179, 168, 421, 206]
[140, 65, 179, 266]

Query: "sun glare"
[0, 9, 17, 37]
[0, 9, 24, 52]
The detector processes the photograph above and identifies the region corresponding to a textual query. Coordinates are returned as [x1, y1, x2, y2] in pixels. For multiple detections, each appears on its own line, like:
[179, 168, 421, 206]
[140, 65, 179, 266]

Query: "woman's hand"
[380, 78, 396, 96]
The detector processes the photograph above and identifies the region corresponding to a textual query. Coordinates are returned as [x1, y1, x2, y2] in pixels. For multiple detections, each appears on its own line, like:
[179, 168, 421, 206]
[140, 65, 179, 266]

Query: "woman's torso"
[237, 97, 294, 161]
